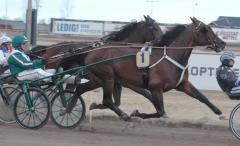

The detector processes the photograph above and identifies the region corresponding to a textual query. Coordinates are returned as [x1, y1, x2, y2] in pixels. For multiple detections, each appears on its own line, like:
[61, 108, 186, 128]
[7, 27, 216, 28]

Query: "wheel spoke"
[69, 113, 75, 123]
[20, 111, 29, 123]
[54, 114, 62, 120]
[51, 92, 85, 128]
[59, 114, 65, 124]
[35, 110, 47, 116]
[70, 111, 81, 119]
[53, 103, 63, 108]
[34, 112, 43, 123]
[16, 109, 27, 116]
[27, 113, 32, 126]
[14, 88, 49, 129]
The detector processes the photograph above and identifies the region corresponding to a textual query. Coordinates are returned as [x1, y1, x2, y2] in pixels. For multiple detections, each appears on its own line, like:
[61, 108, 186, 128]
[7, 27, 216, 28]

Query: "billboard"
[51, 19, 103, 35]
[51, 18, 129, 36]
[212, 27, 240, 45]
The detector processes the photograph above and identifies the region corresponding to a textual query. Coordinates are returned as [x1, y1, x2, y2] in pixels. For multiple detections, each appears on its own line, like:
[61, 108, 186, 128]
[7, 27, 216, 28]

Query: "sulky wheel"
[50, 90, 86, 129]
[0, 85, 20, 124]
[229, 103, 240, 140]
[13, 87, 50, 129]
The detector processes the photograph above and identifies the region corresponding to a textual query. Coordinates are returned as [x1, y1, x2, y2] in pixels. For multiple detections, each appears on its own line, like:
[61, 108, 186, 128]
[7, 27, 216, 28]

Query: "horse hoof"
[219, 115, 228, 120]
[89, 103, 97, 110]
[162, 113, 169, 118]
[121, 113, 131, 121]
[130, 110, 140, 117]
[215, 109, 222, 115]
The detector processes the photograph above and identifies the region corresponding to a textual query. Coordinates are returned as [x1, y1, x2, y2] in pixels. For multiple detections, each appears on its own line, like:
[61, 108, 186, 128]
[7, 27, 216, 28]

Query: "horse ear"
[147, 15, 153, 21]
[190, 17, 197, 24]
[144, 15, 148, 20]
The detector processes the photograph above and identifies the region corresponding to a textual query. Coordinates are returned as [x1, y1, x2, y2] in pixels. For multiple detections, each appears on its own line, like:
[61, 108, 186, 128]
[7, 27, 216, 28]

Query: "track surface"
[0, 89, 240, 145]
[0, 120, 239, 146]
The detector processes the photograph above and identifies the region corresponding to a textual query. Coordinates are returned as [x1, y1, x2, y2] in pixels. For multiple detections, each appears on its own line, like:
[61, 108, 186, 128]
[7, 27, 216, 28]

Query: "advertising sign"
[212, 27, 240, 45]
[188, 53, 240, 91]
[52, 19, 103, 35]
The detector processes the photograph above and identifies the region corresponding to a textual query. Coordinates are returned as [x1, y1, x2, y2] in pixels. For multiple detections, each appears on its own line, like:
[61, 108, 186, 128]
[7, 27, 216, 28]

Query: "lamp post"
[192, 2, 198, 17]
[4, 0, 8, 32]
[32, 0, 41, 46]
[146, 0, 159, 16]
[25, 0, 32, 45]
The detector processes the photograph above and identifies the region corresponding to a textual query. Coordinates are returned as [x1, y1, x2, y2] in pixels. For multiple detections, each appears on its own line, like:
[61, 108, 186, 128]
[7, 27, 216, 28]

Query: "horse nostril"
[222, 41, 226, 46]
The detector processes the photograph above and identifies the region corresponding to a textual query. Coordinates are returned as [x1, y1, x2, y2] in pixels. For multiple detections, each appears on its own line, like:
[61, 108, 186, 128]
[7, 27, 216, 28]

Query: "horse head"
[143, 15, 163, 41]
[144, 15, 160, 31]
[190, 17, 226, 52]
[102, 16, 162, 43]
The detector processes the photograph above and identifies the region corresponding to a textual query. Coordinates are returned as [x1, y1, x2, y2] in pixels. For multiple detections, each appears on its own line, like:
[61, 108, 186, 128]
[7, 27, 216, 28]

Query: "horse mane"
[153, 25, 186, 46]
[101, 22, 140, 41]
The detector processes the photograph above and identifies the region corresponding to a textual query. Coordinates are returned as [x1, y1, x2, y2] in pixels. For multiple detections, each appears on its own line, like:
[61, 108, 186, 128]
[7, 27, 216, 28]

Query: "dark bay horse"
[101, 15, 162, 43]
[38, 16, 163, 109]
[31, 15, 162, 58]
[80, 17, 226, 120]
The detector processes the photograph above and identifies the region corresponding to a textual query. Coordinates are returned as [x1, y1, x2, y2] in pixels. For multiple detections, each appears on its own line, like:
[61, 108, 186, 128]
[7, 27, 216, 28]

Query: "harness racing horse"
[101, 15, 162, 43]
[80, 17, 226, 121]
[37, 16, 163, 109]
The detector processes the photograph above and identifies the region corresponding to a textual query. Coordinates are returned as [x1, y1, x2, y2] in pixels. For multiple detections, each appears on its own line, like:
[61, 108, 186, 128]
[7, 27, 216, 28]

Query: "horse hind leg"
[177, 80, 222, 115]
[131, 87, 165, 119]
[90, 82, 152, 111]
[102, 79, 130, 121]
[65, 84, 76, 91]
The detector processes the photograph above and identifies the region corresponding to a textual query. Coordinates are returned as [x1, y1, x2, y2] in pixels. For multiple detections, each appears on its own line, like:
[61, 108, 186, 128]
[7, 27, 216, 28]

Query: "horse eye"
[200, 27, 208, 34]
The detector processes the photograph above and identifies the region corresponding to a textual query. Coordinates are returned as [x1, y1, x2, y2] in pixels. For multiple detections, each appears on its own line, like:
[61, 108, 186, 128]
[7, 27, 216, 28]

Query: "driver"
[7, 35, 88, 84]
[216, 51, 240, 99]
[7, 35, 54, 82]
[0, 35, 13, 76]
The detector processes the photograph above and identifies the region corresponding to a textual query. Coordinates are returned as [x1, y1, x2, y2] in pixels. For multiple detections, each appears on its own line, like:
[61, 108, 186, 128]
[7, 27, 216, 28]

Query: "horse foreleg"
[177, 80, 222, 115]
[131, 87, 165, 119]
[102, 79, 130, 121]
[112, 83, 122, 106]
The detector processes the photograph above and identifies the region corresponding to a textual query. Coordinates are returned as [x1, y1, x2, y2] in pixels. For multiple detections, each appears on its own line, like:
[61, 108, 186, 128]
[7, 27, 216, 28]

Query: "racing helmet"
[12, 35, 28, 48]
[220, 51, 236, 63]
[0, 35, 12, 45]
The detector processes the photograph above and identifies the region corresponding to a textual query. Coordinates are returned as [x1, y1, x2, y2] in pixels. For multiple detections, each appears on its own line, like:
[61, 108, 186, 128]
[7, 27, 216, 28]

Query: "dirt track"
[0, 88, 240, 145]
[83, 88, 238, 127]
[0, 119, 239, 146]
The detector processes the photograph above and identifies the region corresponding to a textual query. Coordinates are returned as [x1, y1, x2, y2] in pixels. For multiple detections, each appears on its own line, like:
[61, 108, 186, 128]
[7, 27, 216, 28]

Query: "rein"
[40, 41, 200, 88]
[30, 42, 92, 54]
[42, 42, 208, 87]
[44, 45, 195, 62]
[44, 42, 196, 61]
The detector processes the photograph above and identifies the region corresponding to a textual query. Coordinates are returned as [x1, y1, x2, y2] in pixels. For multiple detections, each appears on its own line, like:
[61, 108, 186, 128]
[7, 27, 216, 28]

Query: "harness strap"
[176, 65, 189, 87]
[149, 46, 189, 87]
[165, 56, 185, 70]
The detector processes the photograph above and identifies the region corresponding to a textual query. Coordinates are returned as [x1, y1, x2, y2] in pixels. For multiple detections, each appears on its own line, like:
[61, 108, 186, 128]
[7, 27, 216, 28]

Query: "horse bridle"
[193, 22, 220, 52]
[146, 19, 159, 30]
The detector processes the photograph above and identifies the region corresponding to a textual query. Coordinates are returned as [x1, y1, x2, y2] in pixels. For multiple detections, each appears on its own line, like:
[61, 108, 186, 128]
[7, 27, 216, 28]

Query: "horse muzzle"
[207, 41, 226, 52]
